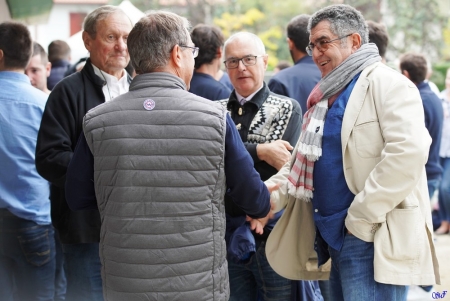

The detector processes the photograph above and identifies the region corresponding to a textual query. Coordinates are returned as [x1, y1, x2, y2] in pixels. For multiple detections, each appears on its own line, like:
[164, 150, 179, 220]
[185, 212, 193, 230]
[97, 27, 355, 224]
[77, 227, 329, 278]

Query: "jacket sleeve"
[280, 98, 302, 147]
[264, 161, 291, 213]
[215, 86, 232, 101]
[225, 114, 271, 219]
[345, 74, 431, 242]
[35, 82, 79, 187]
[264, 134, 302, 213]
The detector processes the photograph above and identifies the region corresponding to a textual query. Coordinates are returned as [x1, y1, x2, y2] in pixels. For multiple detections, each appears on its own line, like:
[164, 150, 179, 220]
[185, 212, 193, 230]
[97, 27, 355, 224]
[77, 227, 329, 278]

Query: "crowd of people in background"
[0, 2, 447, 301]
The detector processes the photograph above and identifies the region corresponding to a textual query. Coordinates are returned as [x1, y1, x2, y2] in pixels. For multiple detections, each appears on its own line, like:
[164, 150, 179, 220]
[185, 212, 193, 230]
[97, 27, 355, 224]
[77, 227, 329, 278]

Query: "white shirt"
[92, 63, 129, 102]
[439, 89, 450, 158]
[235, 84, 264, 105]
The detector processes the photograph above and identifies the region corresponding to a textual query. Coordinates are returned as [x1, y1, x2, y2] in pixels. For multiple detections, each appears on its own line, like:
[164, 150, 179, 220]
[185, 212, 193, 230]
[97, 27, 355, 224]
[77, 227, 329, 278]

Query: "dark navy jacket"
[418, 81, 444, 181]
[268, 56, 321, 114]
[47, 59, 70, 90]
[189, 72, 231, 100]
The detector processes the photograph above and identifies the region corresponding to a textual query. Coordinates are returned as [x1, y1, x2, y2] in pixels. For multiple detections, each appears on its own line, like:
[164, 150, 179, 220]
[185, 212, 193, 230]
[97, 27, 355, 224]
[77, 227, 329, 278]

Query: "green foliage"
[124, 0, 450, 73]
[214, 8, 284, 70]
[443, 19, 450, 61]
[214, 0, 309, 70]
[432, 62, 450, 91]
[386, 0, 445, 61]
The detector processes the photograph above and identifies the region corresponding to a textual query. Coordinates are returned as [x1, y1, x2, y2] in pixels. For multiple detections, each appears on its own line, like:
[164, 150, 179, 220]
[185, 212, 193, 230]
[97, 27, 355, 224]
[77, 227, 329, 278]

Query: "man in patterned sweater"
[220, 32, 303, 300]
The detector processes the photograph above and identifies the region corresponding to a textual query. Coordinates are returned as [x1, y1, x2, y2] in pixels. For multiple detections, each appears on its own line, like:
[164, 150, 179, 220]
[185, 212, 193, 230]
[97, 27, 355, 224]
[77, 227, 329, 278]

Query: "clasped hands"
[247, 182, 280, 235]
[248, 140, 292, 234]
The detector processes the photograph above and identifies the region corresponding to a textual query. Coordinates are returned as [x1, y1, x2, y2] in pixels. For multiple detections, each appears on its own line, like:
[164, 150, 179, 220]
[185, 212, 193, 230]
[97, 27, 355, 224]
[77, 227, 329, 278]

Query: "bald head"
[223, 32, 266, 58]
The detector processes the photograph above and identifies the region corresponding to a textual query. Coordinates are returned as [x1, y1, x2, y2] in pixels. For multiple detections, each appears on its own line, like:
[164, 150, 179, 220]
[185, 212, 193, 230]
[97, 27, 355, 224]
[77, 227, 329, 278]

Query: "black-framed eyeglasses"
[306, 33, 353, 56]
[179, 45, 199, 58]
[223, 55, 264, 69]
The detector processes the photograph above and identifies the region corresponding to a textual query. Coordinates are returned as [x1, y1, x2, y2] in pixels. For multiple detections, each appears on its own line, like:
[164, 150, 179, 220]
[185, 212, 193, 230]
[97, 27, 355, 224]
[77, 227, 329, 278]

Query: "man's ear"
[82, 31, 92, 52]
[0, 49, 4, 70]
[262, 54, 269, 71]
[171, 44, 183, 68]
[351, 33, 362, 52]
[402, 69, 410, 79]
[216, 47, 222, 59]
[46, 62, 52, 77]
[287, 38, 294, 51]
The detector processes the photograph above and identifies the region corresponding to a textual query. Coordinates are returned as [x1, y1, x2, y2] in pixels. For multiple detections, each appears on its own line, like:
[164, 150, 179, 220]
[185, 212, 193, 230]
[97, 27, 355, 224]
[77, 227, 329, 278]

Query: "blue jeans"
[63, 242, 103, 301]
[419, 178, 441, 294]
[54, 230, 67, 301]
[328, 233, 407, 301]
[0, 209, 56, 301]
[439, 157, 450, 222]
[428, 178, 441, 200]
[318, 280, 332, 301]
[228, 240, 291, 301]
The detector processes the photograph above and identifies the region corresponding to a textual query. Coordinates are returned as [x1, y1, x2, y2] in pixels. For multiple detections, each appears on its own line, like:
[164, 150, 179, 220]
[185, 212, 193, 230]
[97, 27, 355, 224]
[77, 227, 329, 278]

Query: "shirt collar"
[235, 84, 264, 104]
[91, 63, 127, 86]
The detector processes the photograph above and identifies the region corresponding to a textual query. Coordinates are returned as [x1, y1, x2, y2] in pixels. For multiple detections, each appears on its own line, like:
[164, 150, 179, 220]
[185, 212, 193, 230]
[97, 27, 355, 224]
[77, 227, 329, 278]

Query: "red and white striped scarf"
[287, 43, 381, 201]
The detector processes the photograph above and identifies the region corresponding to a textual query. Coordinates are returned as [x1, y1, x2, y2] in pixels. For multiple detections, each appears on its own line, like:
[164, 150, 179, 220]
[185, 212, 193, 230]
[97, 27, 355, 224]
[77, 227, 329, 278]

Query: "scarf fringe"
[298, 143, 322, 162]
[287, 181, 312, 202]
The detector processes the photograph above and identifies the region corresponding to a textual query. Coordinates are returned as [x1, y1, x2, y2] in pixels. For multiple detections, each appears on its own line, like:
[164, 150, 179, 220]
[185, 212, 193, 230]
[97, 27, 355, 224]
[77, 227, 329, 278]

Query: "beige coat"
[265, 62, 441, 286]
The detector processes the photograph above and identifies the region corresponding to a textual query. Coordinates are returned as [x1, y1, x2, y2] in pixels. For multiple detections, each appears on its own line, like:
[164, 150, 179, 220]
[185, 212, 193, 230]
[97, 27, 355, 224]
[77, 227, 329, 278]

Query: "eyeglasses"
[179, 45, 199, 58]
[306, 33, 353, 56]
[223, 55, 264, 69]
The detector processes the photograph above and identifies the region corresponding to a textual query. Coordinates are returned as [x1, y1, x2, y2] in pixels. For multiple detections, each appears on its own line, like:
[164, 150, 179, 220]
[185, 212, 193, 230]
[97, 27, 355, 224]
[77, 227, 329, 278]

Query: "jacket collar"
[129, 72, 187, 92]
[227, 82, 270, 110]
[341, 62, 380, 153]
[82, 58, 132, 87]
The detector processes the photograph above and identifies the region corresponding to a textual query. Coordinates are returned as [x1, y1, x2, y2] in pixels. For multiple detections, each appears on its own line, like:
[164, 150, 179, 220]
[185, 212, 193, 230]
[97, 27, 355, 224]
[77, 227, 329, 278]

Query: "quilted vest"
[83, 73, 229, 301]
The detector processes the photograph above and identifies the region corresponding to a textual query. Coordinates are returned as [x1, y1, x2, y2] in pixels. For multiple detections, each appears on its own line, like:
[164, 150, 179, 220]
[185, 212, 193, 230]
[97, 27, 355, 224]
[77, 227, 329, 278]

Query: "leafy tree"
[443, 20, 450, 61]
[214, 0, 310, 69]
[384, 0, 445, 62]
[214, 8, 283, 70]
[122, 0, 449, 76]
[306, 0, 382, 21]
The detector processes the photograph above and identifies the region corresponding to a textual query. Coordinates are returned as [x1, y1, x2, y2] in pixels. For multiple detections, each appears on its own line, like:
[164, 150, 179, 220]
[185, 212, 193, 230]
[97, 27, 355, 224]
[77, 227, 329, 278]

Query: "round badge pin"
[143, 99, 156, 111]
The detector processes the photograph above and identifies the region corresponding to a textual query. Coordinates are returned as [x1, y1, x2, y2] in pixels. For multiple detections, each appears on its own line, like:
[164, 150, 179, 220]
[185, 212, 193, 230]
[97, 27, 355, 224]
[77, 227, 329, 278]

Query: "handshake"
[247, 182, 281, 235]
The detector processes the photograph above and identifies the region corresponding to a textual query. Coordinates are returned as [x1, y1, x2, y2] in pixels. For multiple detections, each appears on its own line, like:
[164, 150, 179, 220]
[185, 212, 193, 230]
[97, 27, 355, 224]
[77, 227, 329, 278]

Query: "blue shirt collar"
[0, 71, 31, 83]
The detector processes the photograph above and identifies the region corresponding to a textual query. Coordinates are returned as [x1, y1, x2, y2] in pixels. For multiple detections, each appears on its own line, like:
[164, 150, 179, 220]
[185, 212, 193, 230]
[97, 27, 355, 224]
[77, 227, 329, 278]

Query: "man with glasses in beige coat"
[265, 4, 440, 301]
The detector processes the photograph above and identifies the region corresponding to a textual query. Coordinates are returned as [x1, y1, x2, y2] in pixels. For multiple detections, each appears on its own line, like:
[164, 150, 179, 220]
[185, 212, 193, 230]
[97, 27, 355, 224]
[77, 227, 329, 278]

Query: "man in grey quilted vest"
[65, 11, 273, 301]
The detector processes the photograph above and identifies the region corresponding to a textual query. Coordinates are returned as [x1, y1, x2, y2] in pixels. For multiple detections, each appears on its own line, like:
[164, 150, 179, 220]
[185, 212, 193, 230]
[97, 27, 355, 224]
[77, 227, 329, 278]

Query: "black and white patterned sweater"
[220, 82, 302, 218]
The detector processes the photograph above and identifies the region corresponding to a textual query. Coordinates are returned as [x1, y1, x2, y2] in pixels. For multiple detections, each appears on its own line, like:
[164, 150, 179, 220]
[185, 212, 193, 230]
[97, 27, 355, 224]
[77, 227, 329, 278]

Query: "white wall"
[28, 3, 101, 64]
[0, 0, 11, 22]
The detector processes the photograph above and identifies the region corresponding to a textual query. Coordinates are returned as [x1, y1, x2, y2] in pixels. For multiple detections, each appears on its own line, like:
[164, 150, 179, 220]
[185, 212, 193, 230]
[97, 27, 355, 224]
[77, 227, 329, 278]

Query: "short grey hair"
[223, 32, 266, 58]
[83, 5, 128, 39]
[308, 4, 368, 45]
[127, 11, 191, 74]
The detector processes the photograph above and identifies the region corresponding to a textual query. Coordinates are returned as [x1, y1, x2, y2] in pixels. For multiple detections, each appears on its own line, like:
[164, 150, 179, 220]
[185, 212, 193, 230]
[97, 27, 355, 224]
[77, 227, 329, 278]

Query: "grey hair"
[127, 11, 191, 74]
[223, 32, 266, 58]
[83, 5, 128, 39]
[308, 4, 369, 45]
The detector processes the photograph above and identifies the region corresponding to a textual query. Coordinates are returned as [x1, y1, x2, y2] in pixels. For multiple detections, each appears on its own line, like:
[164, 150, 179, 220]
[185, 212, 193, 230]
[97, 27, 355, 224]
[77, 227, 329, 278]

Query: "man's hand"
[247, 215, 270, 235]
[256, 140, 293, 170]
[247, 182, 281, 235]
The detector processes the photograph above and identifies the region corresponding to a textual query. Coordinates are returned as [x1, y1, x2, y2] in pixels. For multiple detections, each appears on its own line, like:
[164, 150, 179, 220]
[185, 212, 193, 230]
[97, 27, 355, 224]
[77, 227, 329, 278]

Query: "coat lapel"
[341, 63, 380, 153]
